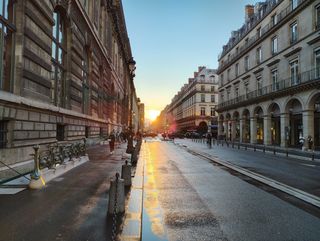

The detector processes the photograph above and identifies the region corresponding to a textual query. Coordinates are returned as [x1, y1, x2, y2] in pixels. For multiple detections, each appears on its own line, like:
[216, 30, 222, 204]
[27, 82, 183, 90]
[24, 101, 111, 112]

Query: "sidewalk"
[0, 143, 128, 241]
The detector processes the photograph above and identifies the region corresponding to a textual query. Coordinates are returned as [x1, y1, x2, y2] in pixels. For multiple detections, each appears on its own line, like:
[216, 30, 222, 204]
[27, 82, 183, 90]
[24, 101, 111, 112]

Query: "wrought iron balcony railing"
[218, 67, 320, 110]
[218, 0, 307, 72]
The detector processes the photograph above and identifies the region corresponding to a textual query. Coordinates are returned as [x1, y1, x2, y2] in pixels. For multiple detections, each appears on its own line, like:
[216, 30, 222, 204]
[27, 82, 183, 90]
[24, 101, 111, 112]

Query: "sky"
[122, 0, 260, 121]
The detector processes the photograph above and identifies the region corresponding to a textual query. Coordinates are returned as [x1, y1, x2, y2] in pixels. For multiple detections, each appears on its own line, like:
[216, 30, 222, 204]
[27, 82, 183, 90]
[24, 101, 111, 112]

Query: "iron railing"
[218, 0, 307, 71]
[218, 67, 320, 110]
[0, 121, 7, 149]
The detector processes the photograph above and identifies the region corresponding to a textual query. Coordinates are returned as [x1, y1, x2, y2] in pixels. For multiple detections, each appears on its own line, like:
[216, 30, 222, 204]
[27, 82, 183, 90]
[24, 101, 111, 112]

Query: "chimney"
[245, 5, 254, 21]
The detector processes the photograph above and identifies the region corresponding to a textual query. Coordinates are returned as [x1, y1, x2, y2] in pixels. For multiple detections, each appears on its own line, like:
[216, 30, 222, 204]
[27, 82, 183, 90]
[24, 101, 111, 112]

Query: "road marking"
[300, 163, 317, 167]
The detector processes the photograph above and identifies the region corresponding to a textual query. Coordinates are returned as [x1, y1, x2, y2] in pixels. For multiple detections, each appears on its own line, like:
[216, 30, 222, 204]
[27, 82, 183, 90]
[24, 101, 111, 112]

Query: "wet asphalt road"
[142, 139, 320, 241]
[0, 144, 124, 241]
[175, 139, 320, 197]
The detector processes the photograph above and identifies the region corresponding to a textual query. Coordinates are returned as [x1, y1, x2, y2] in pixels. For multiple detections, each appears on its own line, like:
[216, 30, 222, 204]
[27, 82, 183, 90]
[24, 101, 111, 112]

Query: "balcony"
[217, 0, 307, 73]
[217, 68, 320, 111]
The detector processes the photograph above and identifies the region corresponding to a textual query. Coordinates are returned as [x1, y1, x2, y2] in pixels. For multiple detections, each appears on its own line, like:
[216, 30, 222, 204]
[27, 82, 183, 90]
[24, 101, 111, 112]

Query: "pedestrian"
[109, 131, 116, 154]
[207, 133, 212, 149]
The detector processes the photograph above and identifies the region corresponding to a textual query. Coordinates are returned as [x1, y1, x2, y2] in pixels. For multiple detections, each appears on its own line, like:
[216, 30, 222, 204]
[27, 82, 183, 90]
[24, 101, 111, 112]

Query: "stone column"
[231, 120, 237, 141]
[280, 113, 289, 148]
[239, 119, 244, 143]
[250, 117, 257, 144]
[264, 115, 272, 145]
[303, 110, 314, 150]
[223, 121, 228, 140]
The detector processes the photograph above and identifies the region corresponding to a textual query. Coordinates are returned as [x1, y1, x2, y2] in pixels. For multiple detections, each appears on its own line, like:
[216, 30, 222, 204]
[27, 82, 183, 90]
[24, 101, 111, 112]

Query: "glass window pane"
[53, 12, 58, 39]
[4, 0, 8, 19]
[59, 19, 63, 44]
[58, 47, 63, 64]
[51, 42, 56, 59]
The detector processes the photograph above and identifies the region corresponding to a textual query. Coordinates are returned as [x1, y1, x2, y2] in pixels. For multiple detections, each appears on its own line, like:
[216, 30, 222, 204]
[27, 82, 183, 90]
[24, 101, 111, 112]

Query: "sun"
[147, 110, 160, 121]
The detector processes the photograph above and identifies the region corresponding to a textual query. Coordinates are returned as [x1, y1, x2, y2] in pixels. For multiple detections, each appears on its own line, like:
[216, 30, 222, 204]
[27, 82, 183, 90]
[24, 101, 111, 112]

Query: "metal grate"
[0, 121, 8, 148]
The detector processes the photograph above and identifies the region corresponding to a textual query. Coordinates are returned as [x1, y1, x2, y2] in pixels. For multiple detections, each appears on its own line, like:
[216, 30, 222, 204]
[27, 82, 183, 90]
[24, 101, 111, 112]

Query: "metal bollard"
[238, 143, 240, 149]
[263, 145, 265, 153]
[29, 145, 46, 189]
[108, 173, 125, 214]
[121, 160, 132, 187]
[254, 145, 256, 152]
[232, 142, 234, 148]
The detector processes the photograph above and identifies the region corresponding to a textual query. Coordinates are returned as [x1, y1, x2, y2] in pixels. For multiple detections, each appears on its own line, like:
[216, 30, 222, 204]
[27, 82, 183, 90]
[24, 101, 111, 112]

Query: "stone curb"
[120, 145, 145, 241]
[176, 143, 320, 208]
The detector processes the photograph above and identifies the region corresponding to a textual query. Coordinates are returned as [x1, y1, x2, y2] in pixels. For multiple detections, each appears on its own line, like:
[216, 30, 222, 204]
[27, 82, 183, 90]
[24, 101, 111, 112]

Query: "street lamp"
[126, 57, 136, 154]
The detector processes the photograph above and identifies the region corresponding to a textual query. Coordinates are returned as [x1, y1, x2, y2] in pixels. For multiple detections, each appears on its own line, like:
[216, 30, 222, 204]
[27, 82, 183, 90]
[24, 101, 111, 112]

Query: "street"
[141, 139, 320, 241]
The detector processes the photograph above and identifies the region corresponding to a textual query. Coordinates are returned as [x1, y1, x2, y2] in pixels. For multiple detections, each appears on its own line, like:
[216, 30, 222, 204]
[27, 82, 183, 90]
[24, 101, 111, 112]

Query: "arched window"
[0, 0, 15, 91]
[52, 10, 66, 106]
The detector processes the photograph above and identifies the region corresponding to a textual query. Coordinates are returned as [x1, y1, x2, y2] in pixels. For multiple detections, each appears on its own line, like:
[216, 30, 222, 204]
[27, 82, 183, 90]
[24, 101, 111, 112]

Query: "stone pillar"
[280, 113, 289, 148]
[223, 121, 228, 140]
[239, 119, 244, 143]
[250, 117, 257, 144]
[231, 121, 237, 141]
[264, 116, 272, 145]
[303, 110, 314, 150]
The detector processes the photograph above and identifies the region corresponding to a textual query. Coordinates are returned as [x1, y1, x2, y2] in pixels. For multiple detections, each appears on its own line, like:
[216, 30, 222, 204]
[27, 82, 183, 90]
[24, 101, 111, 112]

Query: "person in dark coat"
[109, 131, 116, 154]
[207, 133, 212, 149]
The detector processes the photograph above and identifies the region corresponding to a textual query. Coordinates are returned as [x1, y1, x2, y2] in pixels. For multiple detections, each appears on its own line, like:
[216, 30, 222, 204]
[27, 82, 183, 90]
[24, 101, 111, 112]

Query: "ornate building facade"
[217, 0, 320, 149]
[166, 67, 219, 136]
[0, 0, 137, 178]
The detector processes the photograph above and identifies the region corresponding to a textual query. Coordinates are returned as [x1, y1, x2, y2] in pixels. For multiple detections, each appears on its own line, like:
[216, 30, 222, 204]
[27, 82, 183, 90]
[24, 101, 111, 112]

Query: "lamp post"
[126, 57, 136, 154]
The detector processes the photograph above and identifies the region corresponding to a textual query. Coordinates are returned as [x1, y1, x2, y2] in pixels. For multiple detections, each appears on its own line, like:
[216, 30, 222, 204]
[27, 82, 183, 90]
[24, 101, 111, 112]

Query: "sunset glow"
[146, 110, 160, 121]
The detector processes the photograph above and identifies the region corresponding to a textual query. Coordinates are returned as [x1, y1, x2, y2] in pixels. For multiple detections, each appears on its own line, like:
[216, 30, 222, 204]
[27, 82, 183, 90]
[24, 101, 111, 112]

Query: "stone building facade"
[217, 0, 320, 149]
[166, 67, 219, 136]
[0, 0, 137, 178]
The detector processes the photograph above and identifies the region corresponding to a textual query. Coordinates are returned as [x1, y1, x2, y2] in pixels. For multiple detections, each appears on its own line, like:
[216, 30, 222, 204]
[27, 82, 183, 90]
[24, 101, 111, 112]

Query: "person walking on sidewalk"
[109, 131, 116, 154]
[207, 132, 212, 149]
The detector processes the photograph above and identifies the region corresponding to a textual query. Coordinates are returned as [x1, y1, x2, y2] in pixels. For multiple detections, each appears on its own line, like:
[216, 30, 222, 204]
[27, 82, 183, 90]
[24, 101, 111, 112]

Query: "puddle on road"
[142, 147, 168, 241]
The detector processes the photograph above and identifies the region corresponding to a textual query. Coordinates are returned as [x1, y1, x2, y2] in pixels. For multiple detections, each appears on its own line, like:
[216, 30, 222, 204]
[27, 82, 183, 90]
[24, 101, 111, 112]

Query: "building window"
[80, 0, 89, 13]
[211, 95, 215, 103]
[211, 86, 215, 92]
[315, 49, 320, 78]
[244, 56, 250, 71]
[257, 27, 261, 38]
[0, 121, 8, 148]
[227, 69, 231, 81]
[200, 75, 205, 82]
[271, 14, 277, 26]
[52, 11, 66, 107]
[82, 49, 90, 114]
[200, 107, 205, 116]
[257, 76, 262, 95]
[291, 0, 298, 10]
[235, 87, 239, 98]
[226, 90, 230, 100]
[56, 124, 65, 141]
[316, 5, 320, 30]
[201, 85, 205, 91]
[290, 59, 299, 85]
[85, 126, 90, 138]
[256, 47, 262, 64]
[221, 94, 224, 102]
[245, 83, 249, 97]
[271, 36, 278, 55]
[211, 107, 215, 117]
[235, 63, 239, 77]
[220, 74, 224, 86]
[271, 69, 279, 91]
[290, 22, 298, 44]
[201, 94, 205, 102]
[0, 0, 15, 92]
[210, 75, 215, 83]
